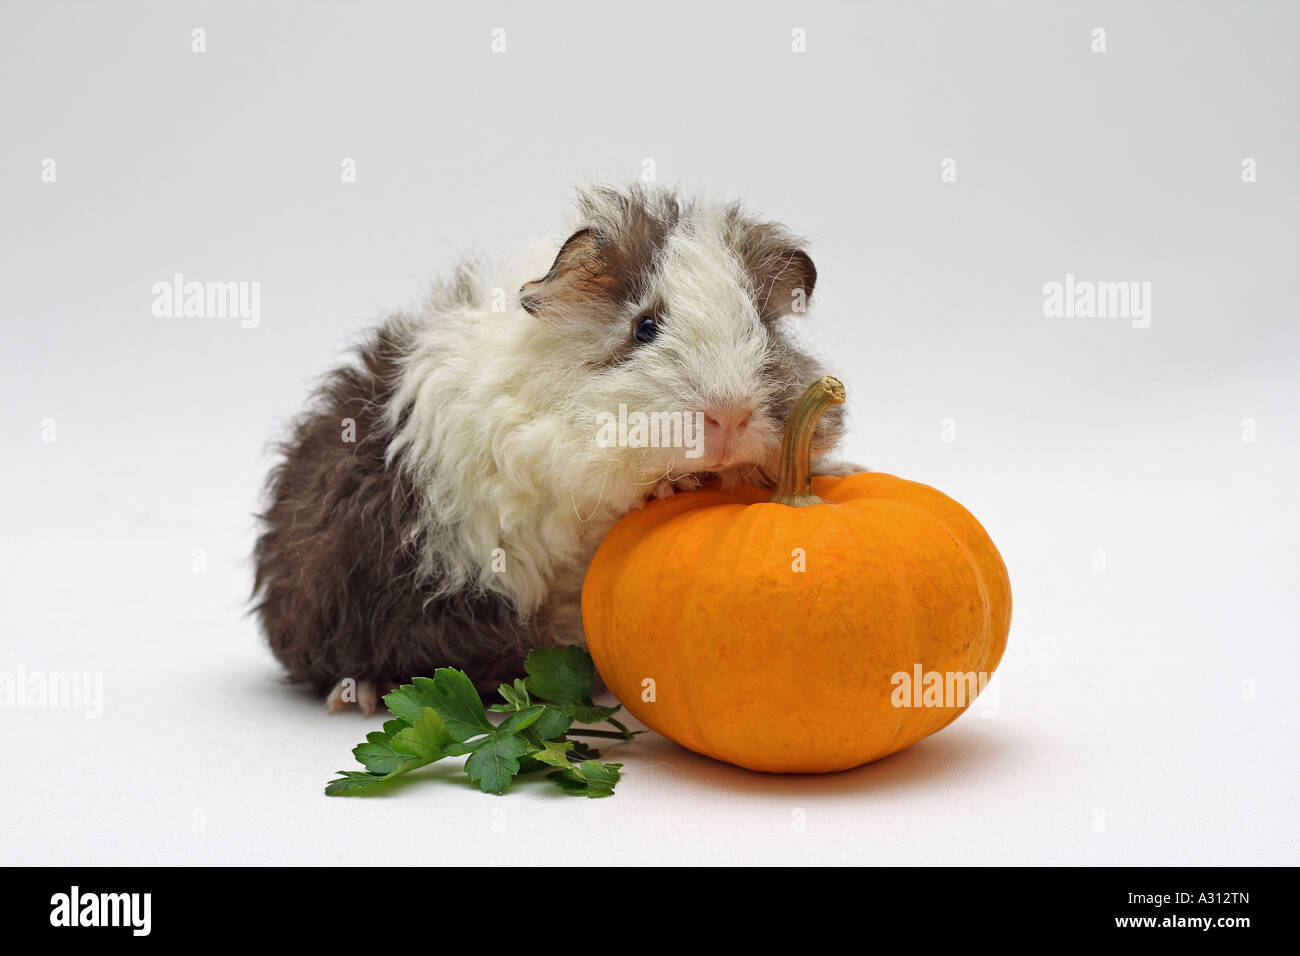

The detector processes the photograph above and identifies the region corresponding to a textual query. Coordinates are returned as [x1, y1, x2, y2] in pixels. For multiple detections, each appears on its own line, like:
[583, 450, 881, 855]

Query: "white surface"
[1, 0, 1297, 865]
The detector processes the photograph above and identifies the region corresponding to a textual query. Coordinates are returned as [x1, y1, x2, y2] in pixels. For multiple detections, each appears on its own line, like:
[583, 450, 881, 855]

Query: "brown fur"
[253, 187, 842, 701]
[725, 207, 843, 479]
[520, 188, 684, 319]
[252, 320, 548, 696]
[723, 207, 818, 324]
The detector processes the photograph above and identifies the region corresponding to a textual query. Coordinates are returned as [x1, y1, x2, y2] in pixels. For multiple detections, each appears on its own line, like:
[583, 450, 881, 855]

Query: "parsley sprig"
[326, 646, 635, 798]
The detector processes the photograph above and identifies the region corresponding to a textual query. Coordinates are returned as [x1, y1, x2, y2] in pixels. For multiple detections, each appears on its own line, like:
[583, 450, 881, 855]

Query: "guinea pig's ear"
[519, 228, 616, 317]
[748, 247, 817, 322]
[729, 220, 818, 322]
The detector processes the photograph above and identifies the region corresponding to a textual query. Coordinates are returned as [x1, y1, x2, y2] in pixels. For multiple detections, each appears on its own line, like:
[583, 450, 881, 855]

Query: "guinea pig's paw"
[669, 474, 703, 494]
[645, 479, 674, 502]
[811, 457, 870, 477]
[649, 474, 702, 501]
[325, 677, 380, 717]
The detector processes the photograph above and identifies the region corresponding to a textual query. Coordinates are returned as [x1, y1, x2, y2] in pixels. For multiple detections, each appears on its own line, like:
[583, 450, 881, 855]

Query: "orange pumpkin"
[582, 377, 1011, 773]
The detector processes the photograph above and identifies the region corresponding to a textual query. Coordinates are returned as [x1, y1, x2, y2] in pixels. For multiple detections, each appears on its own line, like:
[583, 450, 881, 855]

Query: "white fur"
[384, 190, 827, 623]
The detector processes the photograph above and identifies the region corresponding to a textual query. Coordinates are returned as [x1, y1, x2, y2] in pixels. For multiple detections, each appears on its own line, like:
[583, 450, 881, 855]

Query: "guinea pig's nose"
[703, 406, 753, 433]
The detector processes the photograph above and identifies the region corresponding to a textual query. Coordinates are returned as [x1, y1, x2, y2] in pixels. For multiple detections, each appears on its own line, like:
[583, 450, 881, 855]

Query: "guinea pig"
[252, 184, 855, 714]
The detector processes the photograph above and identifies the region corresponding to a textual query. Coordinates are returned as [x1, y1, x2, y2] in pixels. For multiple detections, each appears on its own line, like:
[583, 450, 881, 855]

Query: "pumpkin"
[581, 377, 1011, 773]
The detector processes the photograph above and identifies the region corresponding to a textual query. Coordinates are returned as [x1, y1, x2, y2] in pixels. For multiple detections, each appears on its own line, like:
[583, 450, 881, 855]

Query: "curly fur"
[253, 184, 845, 698]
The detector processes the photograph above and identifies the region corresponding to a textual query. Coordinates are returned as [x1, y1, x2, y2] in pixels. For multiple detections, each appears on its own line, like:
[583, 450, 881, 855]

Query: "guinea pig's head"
[520, 185, 844, 490]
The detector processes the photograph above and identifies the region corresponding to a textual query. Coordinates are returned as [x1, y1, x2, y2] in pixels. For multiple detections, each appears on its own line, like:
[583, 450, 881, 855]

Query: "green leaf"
[513, 678, 532, 705]
[423, 668, 495, 741]
[569, 702, 621, 723]
[325, 771, 392, 795]
[577, 761, 622, 788]
[332, 707, 452, 793]
[492, 679, 530, 712]
[390, 707, 454, 761]
[464, 734, 531, 795]
[547, 760, 622, 798]
[353, 732, 412, 776]
[515, 755, 551, 775]
[568, 740, 603, 761]
[524, 647, 620, 724]
[530, 739, 574, 769]
[523, 646, 595, 707]
[328, 650, 627, 799]
[383, 677, 441, 726]
[495, 704, 545, 737]
[530, 705, 574, 741]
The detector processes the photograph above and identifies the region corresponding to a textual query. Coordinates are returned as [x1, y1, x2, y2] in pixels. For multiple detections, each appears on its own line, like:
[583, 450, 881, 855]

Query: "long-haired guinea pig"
[253, 184, 856, 713]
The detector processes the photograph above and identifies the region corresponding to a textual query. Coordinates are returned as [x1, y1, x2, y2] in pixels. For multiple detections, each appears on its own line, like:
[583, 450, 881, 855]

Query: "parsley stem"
[604, 716, 634, 738]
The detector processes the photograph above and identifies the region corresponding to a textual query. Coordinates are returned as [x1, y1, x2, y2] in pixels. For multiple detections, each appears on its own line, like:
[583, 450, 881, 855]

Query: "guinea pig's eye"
[632, 314, 659, 344]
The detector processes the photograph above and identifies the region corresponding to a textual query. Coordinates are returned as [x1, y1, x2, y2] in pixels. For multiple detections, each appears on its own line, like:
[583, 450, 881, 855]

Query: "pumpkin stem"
[771, 376, 846, 507]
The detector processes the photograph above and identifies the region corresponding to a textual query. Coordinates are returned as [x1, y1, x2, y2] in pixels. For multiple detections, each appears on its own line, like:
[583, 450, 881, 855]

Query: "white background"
[2, 0, 1297, 865]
